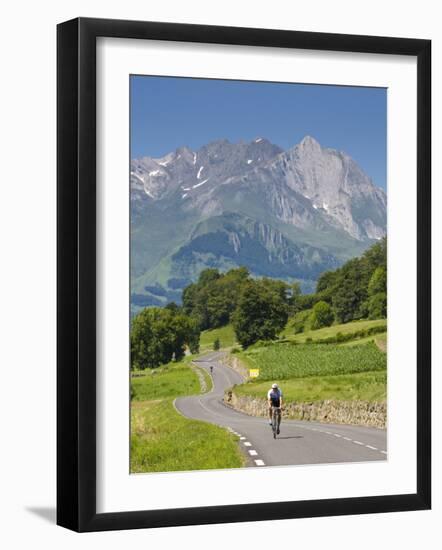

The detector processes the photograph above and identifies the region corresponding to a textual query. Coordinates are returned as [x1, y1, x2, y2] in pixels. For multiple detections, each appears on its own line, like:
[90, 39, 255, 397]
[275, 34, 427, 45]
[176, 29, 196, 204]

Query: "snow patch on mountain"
[193, 178, 210, 189]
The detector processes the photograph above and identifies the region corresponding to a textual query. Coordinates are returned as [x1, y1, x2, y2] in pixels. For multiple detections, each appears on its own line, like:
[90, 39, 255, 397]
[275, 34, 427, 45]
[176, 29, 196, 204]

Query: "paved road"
[175, 352, 387, 468]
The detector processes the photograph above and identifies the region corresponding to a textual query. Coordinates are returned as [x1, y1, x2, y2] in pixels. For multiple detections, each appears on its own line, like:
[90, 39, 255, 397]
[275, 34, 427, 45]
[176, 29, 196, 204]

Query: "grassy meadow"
[199, 324, 238, 352]
[130, 361, 244, 473]
[280, 318, 387, 343]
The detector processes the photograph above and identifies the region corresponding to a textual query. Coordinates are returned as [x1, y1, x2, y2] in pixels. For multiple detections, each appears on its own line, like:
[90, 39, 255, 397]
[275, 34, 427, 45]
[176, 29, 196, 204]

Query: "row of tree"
[305, 237, 387, 323]
[131, 238, 387, 367]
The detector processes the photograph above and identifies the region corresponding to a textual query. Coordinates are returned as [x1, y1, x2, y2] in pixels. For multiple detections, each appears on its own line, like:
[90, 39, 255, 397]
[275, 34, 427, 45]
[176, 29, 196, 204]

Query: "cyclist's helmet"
[271, 383, 278, 389]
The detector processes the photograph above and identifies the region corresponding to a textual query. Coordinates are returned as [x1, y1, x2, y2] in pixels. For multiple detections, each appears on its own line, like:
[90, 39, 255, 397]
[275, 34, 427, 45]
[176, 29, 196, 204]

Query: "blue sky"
[131, 76, 387, 190]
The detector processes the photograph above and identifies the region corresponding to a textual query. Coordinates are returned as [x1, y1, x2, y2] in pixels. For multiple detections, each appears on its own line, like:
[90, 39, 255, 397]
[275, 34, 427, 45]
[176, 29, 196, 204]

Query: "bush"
[310, 301, 334, 330]
[213, 338, 221, 351]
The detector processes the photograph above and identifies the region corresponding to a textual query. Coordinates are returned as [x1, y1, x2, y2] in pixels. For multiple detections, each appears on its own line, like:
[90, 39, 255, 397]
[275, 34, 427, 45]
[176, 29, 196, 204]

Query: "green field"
[130, 362, 243, 473]
[281, 318, 387, 343]
[235, 370, 387, 403]
[238, 341, 386, 380]
[131, 363, 200, 401]
[200, 324, 238, 351]
[342, 331, 387, 348]
[232, 318, 387, 405]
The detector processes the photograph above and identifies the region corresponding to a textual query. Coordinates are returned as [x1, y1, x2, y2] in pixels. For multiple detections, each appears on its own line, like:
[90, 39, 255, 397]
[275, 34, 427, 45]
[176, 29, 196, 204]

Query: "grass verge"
[130, 362, 243, 473]
[131, 399, 243, 473]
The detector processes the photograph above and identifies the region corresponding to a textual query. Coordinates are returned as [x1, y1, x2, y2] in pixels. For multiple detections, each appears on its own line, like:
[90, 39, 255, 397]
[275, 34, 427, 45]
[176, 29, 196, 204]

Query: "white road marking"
[244, 442, 252, 447]
[254, 459, 265, 466]
[333, 434, 342, 438]
[343, 437, 352, 441]
[249, 450, 258, 456]
[240, 437, 246, 440]
[353, 440, 364, 445]
[366, 445, 378, 451]
[381, 450, 387, 454]
[325, 431, 332, 435]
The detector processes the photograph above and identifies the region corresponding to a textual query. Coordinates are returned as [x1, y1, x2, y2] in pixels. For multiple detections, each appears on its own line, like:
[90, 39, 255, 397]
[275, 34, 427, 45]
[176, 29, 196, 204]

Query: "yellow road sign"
[249, 369, 260, 378]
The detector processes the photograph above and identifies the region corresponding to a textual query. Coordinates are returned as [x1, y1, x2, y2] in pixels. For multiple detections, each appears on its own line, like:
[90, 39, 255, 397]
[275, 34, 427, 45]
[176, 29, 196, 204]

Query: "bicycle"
[270, 406, 281, 439]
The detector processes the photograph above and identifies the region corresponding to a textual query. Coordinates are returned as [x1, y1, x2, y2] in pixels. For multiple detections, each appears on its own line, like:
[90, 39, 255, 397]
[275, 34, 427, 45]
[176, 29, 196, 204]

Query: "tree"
[181, 267, 250, 330]
[368, 266, 387, 296]
[213, 338, 220, 351]
[365, 266, 387, 319]
[331, 258, 371, 323]
[232, 280, 289, 348]
[366, 292, 387, 319]
[310, 300, 334, 329]
[130, 307, 201, 369]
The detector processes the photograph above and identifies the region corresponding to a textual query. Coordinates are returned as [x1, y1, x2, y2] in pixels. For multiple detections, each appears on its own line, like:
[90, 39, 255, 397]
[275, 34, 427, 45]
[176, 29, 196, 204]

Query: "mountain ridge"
[130, 136, 386, 311]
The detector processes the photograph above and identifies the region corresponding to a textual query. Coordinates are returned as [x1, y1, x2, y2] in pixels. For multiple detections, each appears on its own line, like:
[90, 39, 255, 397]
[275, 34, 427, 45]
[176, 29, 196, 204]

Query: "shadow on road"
[275, 436, 304, 440]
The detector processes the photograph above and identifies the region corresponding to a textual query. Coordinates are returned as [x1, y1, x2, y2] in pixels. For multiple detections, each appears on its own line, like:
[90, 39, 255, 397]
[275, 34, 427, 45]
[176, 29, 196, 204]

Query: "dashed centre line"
[299, 425, 386, 457]
[227, 423, 386, 466]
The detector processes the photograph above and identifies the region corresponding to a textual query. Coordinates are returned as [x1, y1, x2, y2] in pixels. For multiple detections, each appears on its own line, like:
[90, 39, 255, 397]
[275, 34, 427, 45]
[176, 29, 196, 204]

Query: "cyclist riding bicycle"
[268, 383, 283, 435]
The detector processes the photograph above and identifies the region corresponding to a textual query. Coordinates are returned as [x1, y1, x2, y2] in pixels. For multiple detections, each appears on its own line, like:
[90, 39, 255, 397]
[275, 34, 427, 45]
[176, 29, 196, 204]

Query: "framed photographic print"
[57, 17, 431, 532]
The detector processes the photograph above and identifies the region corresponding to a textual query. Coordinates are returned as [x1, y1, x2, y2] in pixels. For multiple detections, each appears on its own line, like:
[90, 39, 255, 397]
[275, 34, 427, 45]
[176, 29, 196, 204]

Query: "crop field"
[238, 341, 386, 381]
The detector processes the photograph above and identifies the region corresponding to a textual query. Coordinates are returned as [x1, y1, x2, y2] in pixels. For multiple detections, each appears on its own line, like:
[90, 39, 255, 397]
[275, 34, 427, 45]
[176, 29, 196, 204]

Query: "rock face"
[130, 136, 386, 308]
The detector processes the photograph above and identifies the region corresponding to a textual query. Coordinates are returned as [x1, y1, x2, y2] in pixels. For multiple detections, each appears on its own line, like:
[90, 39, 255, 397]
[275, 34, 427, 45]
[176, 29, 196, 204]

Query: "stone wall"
[224, 391, 386, 429]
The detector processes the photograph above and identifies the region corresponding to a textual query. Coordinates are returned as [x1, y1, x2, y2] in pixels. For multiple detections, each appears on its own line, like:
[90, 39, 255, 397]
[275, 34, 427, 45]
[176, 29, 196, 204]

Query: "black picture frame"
[57, 17, 431, 532]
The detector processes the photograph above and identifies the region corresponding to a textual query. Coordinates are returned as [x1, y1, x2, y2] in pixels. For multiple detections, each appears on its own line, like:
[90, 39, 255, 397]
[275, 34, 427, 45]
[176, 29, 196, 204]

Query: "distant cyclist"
[268, 383, 283, 435]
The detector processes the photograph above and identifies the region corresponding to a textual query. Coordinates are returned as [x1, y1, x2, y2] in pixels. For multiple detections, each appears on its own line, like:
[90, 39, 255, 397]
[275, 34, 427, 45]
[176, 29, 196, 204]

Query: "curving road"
[175, 352, 387, 468]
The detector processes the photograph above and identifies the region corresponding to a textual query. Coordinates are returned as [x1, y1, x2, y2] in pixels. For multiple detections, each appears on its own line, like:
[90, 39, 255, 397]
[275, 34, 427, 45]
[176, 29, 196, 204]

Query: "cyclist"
[210, 365, 214, 375]
[268, 383, 283, 434]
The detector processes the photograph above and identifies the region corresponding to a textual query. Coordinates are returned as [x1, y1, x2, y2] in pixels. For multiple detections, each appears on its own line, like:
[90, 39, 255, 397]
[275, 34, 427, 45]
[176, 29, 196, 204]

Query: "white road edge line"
[353, 440, 364, 445]
[343, 437, 352, 441]
[333, 434, 342, 438]
[244, 442, 252, 447]
[254, 459, 265, 466]
[381, 450, 387, 454]
[366, 445, 378, 451]
[249, 450, 258, 456]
